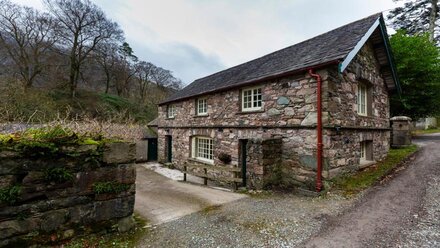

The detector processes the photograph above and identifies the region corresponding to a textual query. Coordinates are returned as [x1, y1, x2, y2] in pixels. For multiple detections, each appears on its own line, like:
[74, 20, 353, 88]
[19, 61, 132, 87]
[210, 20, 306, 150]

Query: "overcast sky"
[13, 0, 398, 84]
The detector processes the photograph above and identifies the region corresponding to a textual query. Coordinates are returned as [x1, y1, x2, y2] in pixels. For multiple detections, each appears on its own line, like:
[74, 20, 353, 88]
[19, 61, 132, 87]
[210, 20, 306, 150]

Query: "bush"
[0, 87, 157, 124]
[0, 87, 59, 122]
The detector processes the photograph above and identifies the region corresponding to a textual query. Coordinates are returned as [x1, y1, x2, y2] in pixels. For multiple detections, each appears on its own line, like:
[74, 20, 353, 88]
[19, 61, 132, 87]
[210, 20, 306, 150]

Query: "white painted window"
[242, 86, 262, 112]
[197, 98, 208, 116]
[357, 83, 367, 116]
[192, 136, 214, 163]
[167, 104, 176, 118]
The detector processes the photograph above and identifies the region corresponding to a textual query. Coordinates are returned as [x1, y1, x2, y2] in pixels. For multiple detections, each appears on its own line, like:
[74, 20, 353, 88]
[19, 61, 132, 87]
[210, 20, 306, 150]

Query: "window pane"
[194, 137, 214, 161]
[243, 87, 262, 110]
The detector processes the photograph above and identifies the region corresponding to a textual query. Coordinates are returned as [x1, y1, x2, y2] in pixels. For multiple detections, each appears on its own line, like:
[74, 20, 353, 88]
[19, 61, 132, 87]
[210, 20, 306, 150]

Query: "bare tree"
[0, 0, 57, 89]
[135, 61, 155, 103]
[44, 0, 123, 97]
[94, 42, 120, 93]
[150, 66, 183, 90]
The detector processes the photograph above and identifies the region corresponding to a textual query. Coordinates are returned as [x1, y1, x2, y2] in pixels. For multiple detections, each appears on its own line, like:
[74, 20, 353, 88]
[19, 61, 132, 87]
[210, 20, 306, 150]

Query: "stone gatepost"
[390, 116, 412, 147]
[246, 138, 283, 189]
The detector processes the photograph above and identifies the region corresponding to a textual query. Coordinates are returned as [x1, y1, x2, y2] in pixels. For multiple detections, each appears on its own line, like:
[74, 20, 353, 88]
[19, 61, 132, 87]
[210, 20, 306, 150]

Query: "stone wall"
[0, 142, 136, 247]
[157, 41, 391, 189]
[322, 40, 391, 176]
[326, 41, 390, 127]
[246, 138, 283, 189]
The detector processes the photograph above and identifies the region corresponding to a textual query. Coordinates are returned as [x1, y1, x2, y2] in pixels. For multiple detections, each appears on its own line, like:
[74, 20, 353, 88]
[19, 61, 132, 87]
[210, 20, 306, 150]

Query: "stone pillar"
[390, 116, 412, 147]
[425, 117, 438, 129]
[246, 138, 283, 189]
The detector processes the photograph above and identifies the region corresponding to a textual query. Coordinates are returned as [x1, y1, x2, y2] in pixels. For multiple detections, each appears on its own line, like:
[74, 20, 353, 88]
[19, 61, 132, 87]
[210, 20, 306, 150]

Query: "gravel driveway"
[138, 193, 353, 248]
[137, 134, 440, 248]
[304, 133, 440, 247]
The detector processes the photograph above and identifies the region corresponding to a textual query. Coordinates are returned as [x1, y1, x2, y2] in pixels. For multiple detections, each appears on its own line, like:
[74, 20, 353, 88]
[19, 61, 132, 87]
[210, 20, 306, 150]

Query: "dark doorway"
[147, 138, 158, 161]
[165, 135, 172, 163]
[239, 139, 248, 187]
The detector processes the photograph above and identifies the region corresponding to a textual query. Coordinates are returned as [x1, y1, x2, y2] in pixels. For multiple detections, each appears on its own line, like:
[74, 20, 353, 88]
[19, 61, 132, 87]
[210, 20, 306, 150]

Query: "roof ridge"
[160, 12, 385, 105]
[192, 12, 382, 84]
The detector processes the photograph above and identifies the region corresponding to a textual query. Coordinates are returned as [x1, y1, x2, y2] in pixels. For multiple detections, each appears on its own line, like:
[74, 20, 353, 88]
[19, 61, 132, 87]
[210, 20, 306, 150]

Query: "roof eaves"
[378, 16, 402, 95]
[158, 59, 341, 105]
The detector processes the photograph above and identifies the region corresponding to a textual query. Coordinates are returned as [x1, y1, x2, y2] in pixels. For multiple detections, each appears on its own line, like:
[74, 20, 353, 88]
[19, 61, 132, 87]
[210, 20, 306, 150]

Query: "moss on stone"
[0, 185, 21, 205]
[0, 126, 121, 158]
[78, 138, 100, 145]
[44, 167, 74, 183]
[92, 181, 130, 195]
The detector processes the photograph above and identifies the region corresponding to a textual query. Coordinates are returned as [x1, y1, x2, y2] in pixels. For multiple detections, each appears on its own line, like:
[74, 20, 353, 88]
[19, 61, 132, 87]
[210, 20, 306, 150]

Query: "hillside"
[0, 0, 182, 125]
[0, 85, 171, 124]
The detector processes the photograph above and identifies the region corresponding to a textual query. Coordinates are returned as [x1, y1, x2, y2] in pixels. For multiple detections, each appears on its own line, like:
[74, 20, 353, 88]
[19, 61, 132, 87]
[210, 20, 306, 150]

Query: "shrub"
[0, 87, 59, 123]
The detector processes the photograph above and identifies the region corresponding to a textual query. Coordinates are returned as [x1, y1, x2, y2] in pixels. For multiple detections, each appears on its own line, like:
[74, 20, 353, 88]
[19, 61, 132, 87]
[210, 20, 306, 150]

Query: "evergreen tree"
[388, 0, 439, 42]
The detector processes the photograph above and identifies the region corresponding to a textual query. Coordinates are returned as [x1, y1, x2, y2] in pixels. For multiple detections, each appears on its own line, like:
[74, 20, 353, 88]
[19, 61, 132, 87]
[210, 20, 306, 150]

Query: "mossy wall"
[0, 131, 136, 247]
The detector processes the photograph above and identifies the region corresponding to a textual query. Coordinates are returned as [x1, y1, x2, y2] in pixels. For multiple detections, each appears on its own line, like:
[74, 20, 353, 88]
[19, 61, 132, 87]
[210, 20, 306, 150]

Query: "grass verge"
[331, 145, 418, 196]
[61, 214, 148, 248]
[412, 128, 440, 135]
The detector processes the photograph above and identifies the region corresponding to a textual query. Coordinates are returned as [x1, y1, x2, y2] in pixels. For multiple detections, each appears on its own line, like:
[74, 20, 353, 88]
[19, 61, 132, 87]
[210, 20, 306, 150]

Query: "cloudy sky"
[13, 0, 398, 84]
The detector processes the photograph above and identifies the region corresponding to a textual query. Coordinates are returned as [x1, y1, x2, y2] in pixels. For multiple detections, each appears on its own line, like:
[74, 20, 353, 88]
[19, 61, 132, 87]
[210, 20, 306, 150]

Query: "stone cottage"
[155, 13, 400, 191]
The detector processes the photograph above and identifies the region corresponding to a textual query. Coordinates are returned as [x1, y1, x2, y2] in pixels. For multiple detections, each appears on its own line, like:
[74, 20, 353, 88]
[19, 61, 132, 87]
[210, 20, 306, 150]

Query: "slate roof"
[160, 13, 383, 105]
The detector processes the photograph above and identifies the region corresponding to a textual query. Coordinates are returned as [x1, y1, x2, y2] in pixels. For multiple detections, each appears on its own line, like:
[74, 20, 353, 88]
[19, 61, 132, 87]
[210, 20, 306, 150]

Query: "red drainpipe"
[308, 69, 323, 192]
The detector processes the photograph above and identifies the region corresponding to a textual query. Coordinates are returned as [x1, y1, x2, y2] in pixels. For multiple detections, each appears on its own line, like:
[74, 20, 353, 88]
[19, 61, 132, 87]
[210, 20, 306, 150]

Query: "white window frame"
[241, 86, 263, 112]
[357, 83, 367, 116]
[192, 136, 214, 164]
[167, 104, 176, 118]
[196, 98, 208, 116]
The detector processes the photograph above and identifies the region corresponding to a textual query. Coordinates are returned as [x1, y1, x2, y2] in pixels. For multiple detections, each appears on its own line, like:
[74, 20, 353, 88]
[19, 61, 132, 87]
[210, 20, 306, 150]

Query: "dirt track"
[303, 134, 440, 248]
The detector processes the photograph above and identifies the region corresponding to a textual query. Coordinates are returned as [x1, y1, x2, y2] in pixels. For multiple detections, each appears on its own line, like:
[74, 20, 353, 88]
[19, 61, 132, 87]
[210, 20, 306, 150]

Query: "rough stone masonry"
[0, 142, 136, 247]
[156, 41, 390, 190]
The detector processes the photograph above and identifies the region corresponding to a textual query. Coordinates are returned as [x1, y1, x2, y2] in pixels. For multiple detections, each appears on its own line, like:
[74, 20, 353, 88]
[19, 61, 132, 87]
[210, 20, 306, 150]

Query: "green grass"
[331, 145, 418, 196]
[61, 214, 148, 248]
[412, 128, 440, 135]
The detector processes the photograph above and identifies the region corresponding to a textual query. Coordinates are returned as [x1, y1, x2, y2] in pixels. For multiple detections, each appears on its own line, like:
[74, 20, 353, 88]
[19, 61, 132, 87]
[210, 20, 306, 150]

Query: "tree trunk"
[69, 54, 77, 98]
[105, 70, 110, 94]
[429, 0, 438, 41]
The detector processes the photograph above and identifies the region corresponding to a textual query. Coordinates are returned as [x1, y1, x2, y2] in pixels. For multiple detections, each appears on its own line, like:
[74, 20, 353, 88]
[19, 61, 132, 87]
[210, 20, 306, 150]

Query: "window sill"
[359, 159, 376, 169]
[188, 157, 214, 165]
[166, 117, 175, 120]
[193, 114, 209, 118]
[357, 114, 374, 119]
[236, 110, 265, 115]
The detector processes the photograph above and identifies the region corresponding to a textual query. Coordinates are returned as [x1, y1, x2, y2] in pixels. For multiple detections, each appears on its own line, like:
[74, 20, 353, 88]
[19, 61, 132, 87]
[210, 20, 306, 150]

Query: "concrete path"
[134, 164, 246, 225]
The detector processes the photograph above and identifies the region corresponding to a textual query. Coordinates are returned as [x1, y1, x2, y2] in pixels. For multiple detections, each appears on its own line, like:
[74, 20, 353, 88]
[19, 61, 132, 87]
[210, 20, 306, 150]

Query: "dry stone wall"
[0, 142, 136, 247]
